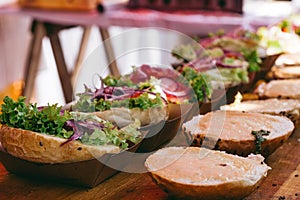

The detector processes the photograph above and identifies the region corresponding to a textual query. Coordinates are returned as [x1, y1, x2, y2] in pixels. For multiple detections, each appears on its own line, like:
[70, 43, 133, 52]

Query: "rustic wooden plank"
[245, 127, 300, 200]
[63, 173, 167, 200]
[0, 127, 299, 199]
[273, 165, 300, 199]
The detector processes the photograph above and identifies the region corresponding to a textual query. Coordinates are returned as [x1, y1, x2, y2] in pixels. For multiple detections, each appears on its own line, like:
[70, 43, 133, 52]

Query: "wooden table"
[0, 126, 299, 200]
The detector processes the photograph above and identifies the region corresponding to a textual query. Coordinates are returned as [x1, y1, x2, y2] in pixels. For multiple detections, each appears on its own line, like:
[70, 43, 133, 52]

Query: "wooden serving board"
[0, 127, 300, 200]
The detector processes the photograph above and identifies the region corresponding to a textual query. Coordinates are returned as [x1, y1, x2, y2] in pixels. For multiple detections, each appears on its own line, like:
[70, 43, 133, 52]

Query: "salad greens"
[242, 49, 262, 72]
[181, 66, 212, 102]
[71, 112, 141, 149]
[172, 29, 263, 73]
[204, 68, 249, 86]
[0, 96, 71, 137]
[172, 44, 199, 62]
[73, 83, 165, 113]
[102, 74, 135, 88]
[0, 96, 142, 149]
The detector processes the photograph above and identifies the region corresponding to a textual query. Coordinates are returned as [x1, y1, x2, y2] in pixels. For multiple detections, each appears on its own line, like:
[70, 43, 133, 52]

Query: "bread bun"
[0, 125, 120, 164]
[220, 99, 300, 126]
[275, 53, 300, 66]
[256, 79, 300, 99]
[183, 110, 294, 156]
[271, 66, 300, 79]
[94, 106, 168, 127]
[145, 147, 271, 200]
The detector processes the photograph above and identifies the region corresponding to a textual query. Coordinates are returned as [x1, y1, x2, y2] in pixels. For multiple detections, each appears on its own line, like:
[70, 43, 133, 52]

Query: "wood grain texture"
[0, 128, 299, 200]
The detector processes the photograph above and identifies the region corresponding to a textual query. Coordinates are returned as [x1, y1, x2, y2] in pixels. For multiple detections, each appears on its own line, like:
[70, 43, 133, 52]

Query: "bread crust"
[220, 99, 300, 126]
[271, 66, 300, 79]
[145, 147, 270, 200]
[183, 111, 295, 157]
[0, 125, 120, 164]
[256, 79, 300, 99]
[275, 53, 300, 66]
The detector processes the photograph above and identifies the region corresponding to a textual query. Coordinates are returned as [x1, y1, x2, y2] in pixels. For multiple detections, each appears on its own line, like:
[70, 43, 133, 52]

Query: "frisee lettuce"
[0, 96, 71, 137]
[181, 66, 213, 102]
[102, 75, 134, 87]
[73, 113, 141, 149]
[73, 88, 164, 112]
[0, 96, 142, 149]
[171, 44, 199, 62]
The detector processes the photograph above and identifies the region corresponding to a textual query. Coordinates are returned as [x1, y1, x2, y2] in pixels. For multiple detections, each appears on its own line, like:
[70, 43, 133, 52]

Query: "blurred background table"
[0, 0, 293, 34]
[0, 0, 293, 103]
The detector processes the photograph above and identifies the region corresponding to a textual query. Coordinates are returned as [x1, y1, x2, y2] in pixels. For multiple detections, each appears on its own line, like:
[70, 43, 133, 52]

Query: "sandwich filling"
[0, 96, 142, 149]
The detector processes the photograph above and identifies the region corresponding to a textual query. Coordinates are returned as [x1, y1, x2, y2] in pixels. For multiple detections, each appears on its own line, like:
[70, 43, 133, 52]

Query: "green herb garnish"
[74, 92, 164, 112]
[251, 129, 270, 154]
[242, 49, 262, 72]
[181, 66, 212, 102]
[102, 75, 134, 87]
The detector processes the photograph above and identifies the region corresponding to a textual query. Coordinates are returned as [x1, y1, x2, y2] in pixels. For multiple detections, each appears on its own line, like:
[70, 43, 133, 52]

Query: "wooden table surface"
[0, 127, 300, 200]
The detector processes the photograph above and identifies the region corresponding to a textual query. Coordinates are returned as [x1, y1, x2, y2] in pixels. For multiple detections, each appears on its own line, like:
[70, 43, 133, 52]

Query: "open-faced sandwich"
[145, 147, 271, 200]
[71, 75, 169, 128]
[103, 64, 195, 104]
[102, 64, 198, 119]
[95, 65, 197, 152]
[182, 110, 294, 156]
[172, 44, 250, 91]
[171, 28, 272, 108]
[0, 96, 142, 164]
[220, 98, 300, 126]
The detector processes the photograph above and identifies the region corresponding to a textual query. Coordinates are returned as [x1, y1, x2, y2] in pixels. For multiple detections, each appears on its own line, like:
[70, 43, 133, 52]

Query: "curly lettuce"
[0, 96, 142, 149]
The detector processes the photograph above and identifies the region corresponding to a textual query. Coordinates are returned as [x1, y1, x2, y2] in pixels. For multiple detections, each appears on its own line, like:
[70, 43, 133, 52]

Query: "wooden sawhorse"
[22, 20, 120, 103]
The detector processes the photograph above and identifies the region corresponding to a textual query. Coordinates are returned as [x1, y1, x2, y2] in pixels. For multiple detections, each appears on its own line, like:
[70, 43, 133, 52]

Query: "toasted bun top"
[145, 147, 271, 199]
[275, 53, 300, 66]
[256, 79, 300, 99]
[272, 66, 300, 79]
[0, 125, 120, 163]
[183, 110, 294, 141]
[220, 99, 300, 115]
[145, 147, 270, 186]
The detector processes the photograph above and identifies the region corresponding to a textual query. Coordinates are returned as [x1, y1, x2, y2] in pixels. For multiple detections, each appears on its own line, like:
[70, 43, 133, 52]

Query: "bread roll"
[275, 53, 300, 66]
[145, 147, 271, 200]
[220, 99, 300, 126]
[0, 125, 120, 164]
[271, 66, 300, 79]
[183, 110, 294, 156]
[256, 79, 300, 99]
